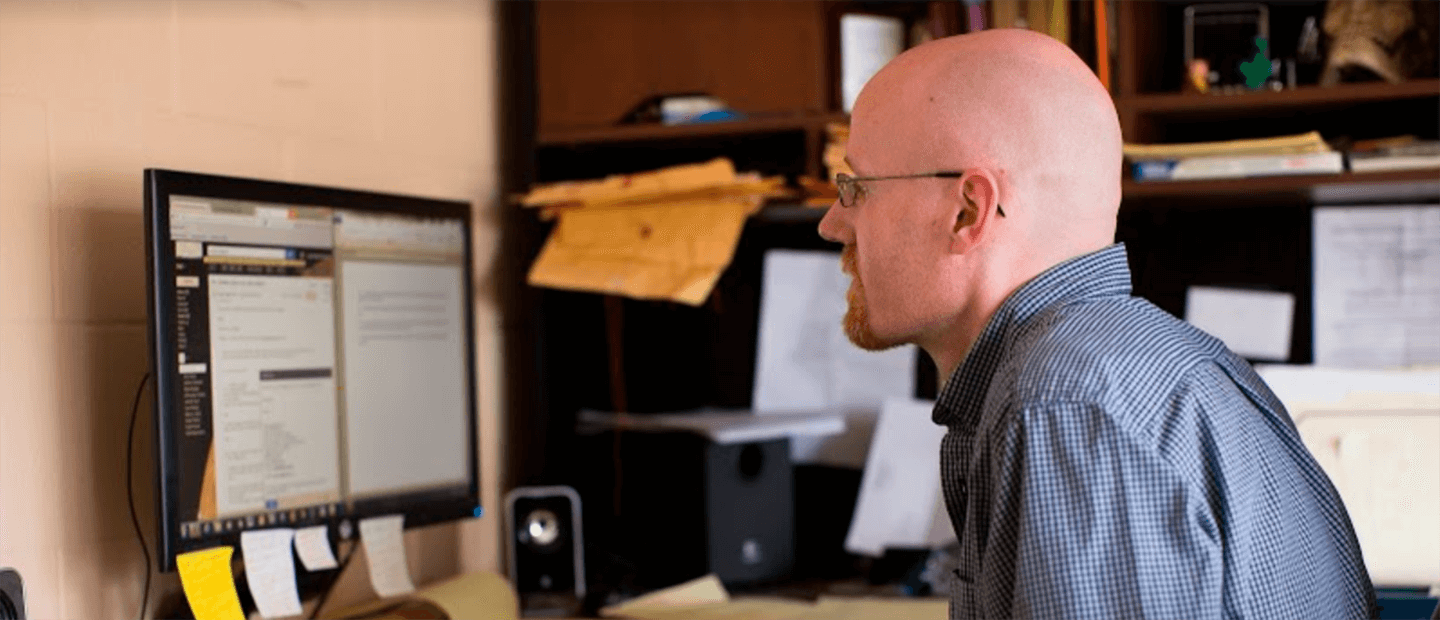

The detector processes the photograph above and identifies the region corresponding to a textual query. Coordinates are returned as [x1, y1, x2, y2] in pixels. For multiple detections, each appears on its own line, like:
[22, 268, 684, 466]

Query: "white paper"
[293, 525, 339, 571]
[841, 14, 904, 113]
[358, 515, 415, 598]
[753, 250, 918, 458]
[577, 409, 845, 445]
[845, 398, 954, 557]
[239, 528, 304, 619]
[1254, 364, 1440, 416]
[1184, 286, 1294, 361]
[1313, 206, 1440, 368]
[1294, 410, 1440, 587]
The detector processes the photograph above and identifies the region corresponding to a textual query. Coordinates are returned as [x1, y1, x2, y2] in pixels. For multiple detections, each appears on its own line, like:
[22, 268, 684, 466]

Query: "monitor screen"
[144, 169, 480, 572]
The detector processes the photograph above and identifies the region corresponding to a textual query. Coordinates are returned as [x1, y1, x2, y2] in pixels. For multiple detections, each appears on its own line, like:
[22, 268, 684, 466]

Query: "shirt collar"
[932, 243, 1133, 428]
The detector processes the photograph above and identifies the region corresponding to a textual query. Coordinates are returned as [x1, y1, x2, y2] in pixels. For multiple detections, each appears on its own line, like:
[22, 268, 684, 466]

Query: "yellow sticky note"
[176, 546, 246, 620]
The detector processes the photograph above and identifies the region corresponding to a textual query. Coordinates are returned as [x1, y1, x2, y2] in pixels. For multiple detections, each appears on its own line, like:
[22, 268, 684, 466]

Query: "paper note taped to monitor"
[524, 158, 785, 305]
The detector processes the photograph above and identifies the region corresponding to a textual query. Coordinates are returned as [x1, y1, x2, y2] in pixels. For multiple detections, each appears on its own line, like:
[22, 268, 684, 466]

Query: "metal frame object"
[1184, 3, 1271, 86]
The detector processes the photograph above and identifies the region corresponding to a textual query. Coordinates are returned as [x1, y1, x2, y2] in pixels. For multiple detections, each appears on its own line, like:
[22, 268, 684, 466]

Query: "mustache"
[841, 245, 857, 277]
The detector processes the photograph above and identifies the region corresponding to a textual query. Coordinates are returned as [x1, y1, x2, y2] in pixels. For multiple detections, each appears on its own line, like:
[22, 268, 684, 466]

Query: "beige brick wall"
[0, 1, 504, 618]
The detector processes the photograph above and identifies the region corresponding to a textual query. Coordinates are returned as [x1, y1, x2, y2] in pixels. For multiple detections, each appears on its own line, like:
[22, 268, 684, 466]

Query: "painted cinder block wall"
[0, 1, 504, 617]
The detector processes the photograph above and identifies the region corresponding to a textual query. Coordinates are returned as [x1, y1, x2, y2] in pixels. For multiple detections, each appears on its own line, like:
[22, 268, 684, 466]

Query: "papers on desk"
[845, 398, 954, 557]
[1313, 205, 1440, 368]
[1256, 364, 1440, 588]
[753, 249, 918, 465]
[599, 572, 947, 620]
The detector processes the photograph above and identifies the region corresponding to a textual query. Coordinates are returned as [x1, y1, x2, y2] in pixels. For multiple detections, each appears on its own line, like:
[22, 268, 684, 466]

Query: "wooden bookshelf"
[1122, 168, 1440, 201]
[501, 0, 1440, 529]
[537, 112, 848, 147]
[1119, 79, 1440, 115]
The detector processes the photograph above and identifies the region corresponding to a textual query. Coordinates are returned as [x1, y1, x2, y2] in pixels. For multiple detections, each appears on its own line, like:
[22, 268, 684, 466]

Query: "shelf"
[539, 112, 849, 147]
[1118, 79, 1440, 116]
[1122, 168, 1440, 201]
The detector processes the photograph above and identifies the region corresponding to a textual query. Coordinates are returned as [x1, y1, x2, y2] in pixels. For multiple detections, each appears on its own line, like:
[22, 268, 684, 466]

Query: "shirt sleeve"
[974, 400, 1225, 619]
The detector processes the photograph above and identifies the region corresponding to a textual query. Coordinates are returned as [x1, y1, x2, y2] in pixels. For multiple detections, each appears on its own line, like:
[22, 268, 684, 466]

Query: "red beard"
[841, 245, 898, 351]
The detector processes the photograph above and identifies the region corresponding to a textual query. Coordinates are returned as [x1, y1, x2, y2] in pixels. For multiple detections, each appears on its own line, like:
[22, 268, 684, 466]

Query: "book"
[1133, 151, 1344, 182]
[1348, 140, 1440, 173]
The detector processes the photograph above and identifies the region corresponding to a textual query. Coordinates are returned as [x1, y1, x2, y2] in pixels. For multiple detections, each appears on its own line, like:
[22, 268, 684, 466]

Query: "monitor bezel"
[144, 168, 482, 573]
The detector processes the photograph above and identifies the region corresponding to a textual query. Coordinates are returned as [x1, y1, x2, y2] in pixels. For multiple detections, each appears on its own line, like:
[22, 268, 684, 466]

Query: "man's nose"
[817, 201, 850, 244]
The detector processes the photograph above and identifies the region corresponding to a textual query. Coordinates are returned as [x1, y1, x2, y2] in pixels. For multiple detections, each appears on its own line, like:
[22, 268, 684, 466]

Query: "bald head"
[853, 29, 1123, 263]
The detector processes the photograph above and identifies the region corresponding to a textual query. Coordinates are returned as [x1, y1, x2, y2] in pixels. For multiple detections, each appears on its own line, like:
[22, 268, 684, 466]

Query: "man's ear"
[949, 169, 999, 253]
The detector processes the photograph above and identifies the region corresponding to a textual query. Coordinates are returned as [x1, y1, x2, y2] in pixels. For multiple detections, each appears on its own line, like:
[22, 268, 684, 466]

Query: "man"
[818, 29, 1375, 619]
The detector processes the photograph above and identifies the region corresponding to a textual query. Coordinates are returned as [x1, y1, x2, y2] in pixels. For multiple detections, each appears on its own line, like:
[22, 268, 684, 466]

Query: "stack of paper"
[522, 158, 790, 306]
[1124, 131, 1341, 182]
[598, 574, 947, 620]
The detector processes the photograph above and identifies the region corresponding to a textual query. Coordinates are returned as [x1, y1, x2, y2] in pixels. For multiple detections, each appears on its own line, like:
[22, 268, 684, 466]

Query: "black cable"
[307, 538, 359, 620]
[126, 372, 153, 620]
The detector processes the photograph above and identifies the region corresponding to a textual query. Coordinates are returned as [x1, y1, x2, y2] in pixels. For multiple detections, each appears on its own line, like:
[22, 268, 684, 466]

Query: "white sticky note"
[1184, 286, 1294, 361]
[239, 529, 303, 619]
[359, 515, 415, 598]
[293, 525, 339, 571]
[845, 398, 954, 557]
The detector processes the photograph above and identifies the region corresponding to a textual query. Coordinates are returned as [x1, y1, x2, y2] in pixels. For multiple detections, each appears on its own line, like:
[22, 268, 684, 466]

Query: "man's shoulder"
[998, 295, 1225, 410]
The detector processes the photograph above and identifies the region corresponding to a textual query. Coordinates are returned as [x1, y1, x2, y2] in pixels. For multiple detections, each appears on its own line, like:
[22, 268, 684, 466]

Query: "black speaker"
[0, 568, 23, 620]
[506, 485, 585, 616]
[585, 431, 795, 589]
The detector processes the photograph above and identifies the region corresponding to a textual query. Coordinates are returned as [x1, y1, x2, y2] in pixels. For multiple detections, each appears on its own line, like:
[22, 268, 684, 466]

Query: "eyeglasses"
[834, 171, 1006, 216]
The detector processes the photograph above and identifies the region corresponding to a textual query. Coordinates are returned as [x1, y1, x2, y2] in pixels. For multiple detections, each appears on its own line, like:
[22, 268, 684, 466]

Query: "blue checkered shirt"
[934, 244, 1375, 619]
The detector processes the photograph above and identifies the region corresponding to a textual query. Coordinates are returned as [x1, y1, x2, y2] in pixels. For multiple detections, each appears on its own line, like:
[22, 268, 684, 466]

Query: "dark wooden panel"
[536, 0, 828, 132]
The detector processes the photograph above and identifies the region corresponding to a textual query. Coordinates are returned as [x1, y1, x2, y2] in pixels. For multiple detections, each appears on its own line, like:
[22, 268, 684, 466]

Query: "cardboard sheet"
[527, 197, 758, 305]
[523, 158, 788, 306]
[600, 574, 729, 617]
[521, 158, 738, 210]
[1295, 410, 1440, 587]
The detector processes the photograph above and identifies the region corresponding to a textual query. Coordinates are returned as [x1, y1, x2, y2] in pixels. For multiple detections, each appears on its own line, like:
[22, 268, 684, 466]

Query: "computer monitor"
[144, 169, 480, 572]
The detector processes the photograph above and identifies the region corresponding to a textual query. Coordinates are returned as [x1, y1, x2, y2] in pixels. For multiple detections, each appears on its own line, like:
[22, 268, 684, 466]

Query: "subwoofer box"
[581, 430, 794, 589]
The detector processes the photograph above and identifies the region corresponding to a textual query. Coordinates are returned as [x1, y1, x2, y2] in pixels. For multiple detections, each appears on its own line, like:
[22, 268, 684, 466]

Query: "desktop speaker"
[0, 568, 23, 620]
[505, 485, 585, 616]
[585, 431, 795, 589]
